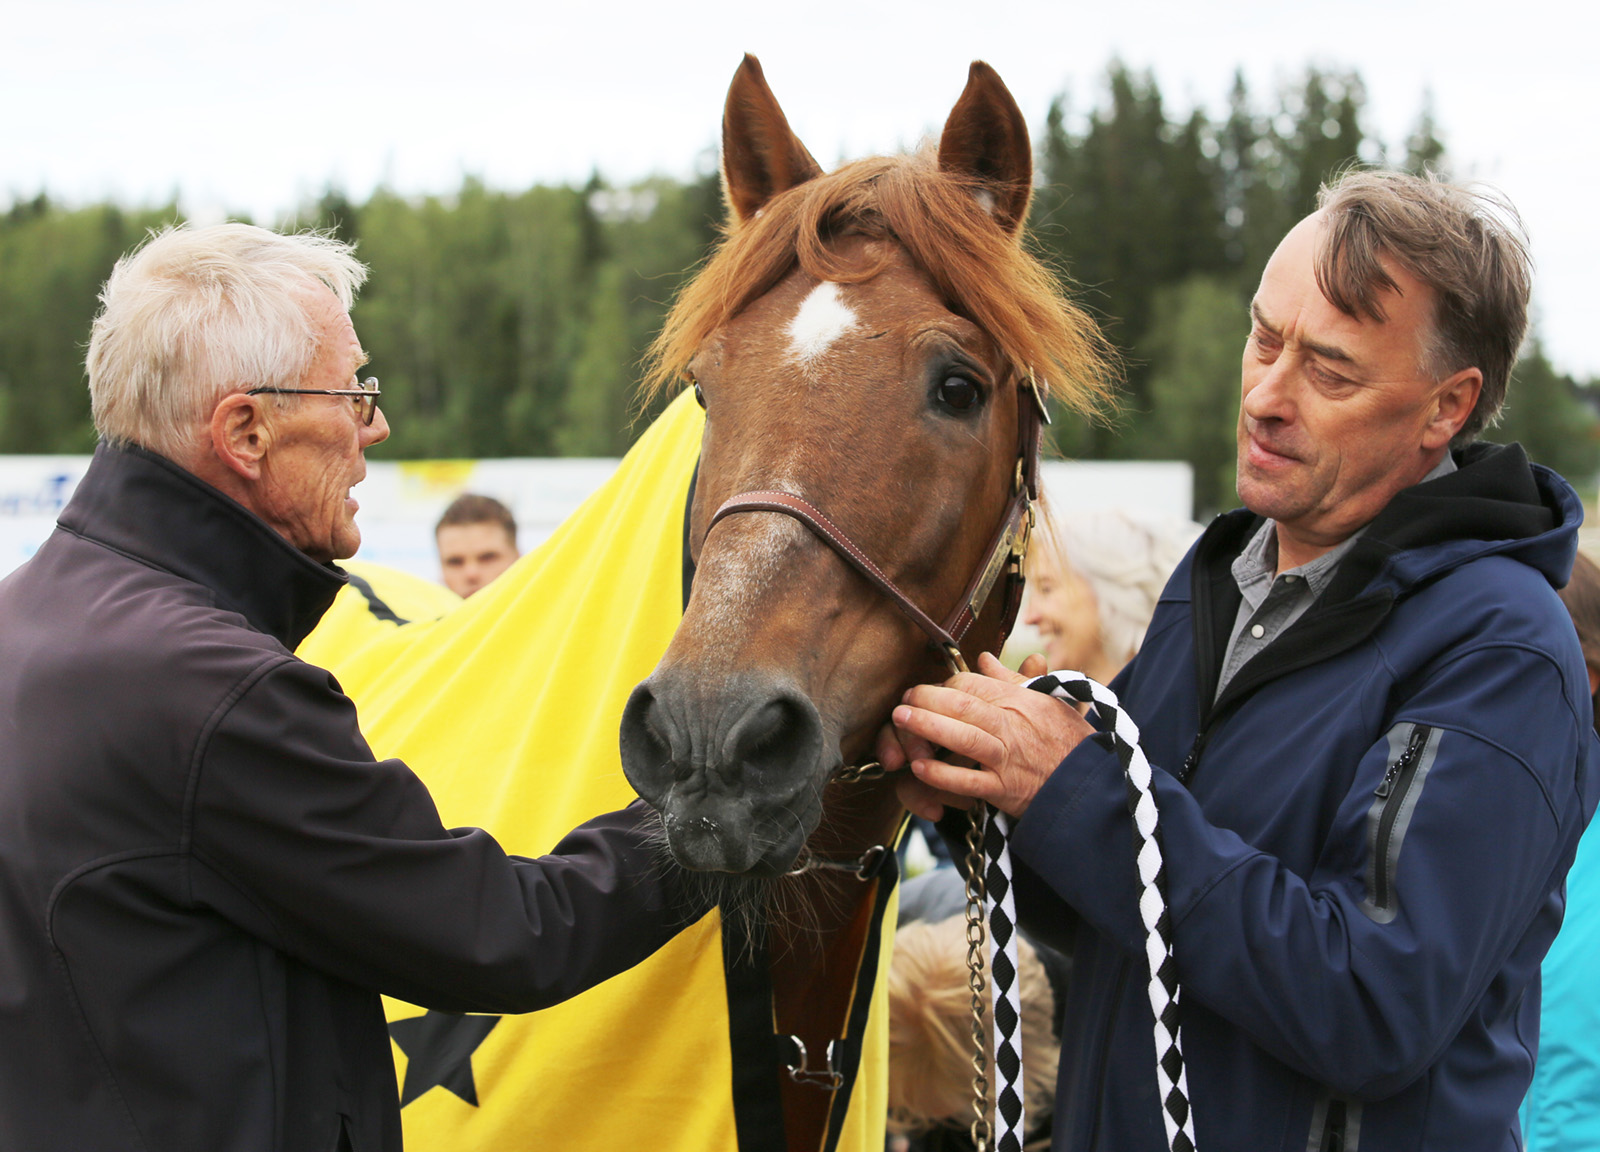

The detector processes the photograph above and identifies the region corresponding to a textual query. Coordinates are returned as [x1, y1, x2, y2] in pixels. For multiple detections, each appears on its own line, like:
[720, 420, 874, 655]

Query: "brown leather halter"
[708, 372, 1051, 677]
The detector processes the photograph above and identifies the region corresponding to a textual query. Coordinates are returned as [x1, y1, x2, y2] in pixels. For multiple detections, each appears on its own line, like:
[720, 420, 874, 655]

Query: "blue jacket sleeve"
[1011, 639, 1591, 1099]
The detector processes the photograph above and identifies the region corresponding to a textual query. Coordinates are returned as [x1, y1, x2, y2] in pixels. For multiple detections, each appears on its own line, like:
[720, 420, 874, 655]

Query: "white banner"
[0, 455, 1194, 587]
[0, 457, 93, 580]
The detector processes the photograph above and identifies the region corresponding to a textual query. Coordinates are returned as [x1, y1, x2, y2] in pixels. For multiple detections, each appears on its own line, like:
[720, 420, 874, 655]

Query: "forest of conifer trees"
[2, 62, 1593, 514]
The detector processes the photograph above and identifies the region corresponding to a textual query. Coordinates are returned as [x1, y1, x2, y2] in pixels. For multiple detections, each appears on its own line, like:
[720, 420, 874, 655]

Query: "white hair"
[86, 223, 368, 462]
[1033, 506, 1201, 665]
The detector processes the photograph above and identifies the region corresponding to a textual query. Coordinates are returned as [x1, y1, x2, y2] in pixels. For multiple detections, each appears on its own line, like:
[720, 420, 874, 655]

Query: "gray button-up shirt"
[1215, 454, 1458, 700]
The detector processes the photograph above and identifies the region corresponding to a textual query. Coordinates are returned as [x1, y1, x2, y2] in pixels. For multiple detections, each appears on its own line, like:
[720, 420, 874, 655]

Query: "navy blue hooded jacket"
[1010, 443, 1598, 1151]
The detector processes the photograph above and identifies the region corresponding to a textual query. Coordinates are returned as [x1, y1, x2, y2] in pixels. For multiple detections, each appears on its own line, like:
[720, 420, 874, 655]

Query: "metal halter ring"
[784, 844, 889, 881]
[785, 1036, 844, 1090]
[834, 760, 887, 783]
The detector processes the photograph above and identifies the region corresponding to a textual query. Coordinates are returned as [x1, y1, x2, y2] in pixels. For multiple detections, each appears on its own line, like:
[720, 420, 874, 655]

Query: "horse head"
[620, 55, 1111, 877]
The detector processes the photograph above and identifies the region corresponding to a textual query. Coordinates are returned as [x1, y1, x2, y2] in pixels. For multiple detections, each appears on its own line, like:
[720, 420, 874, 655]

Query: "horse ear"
[721, 54, 824, 224]
[938, 62, 1033, 235]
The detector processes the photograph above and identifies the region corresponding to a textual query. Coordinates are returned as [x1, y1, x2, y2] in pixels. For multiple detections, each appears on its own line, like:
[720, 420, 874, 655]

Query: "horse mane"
[644, 149, 1119, 413]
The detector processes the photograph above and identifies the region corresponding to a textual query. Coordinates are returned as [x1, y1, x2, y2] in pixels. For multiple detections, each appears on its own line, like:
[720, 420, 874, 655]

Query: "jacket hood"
[1326, 441, 1579, 603]
[57, 441, 347, 649]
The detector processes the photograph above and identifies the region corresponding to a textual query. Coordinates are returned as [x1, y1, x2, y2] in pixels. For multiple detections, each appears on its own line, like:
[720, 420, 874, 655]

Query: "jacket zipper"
[1178, 706, 1232, 783]
[1376, 724, 1428, 799]
[1178, 734, 1205, 783]
[1370, 725, 1432, 911]
[1177, 700, 1238, 783]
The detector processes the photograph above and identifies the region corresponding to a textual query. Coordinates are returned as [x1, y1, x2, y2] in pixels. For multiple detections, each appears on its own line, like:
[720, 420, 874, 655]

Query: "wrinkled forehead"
[296, 279, 368, 361]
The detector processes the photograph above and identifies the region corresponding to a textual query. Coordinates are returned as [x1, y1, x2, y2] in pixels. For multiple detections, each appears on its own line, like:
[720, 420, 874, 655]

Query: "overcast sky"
[6, 0, 1594, 377]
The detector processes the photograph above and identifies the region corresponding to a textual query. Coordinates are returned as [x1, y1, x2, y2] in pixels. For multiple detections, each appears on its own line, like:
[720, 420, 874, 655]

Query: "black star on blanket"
[388, 1011, 502, 1107]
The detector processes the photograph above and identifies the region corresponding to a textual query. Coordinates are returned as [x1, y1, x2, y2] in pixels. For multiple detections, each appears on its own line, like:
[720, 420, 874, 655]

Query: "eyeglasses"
[246, 377, 382, 426]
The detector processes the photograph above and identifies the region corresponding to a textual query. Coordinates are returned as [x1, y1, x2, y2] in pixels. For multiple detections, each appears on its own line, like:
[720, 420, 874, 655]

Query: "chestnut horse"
[620, 55, 1114, 1150]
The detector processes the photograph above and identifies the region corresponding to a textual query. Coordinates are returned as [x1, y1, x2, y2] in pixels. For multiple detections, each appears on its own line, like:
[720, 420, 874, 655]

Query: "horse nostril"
[619, 683, 676, 803]
[725, 692, 823, 789]
[620, 674, 828, 873]
[740, 700, 788, 753]
[623, 674, 826, 814]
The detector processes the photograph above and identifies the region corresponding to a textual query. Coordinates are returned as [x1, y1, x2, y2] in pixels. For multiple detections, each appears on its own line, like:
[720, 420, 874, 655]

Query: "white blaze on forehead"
[786, 282, 859, 366]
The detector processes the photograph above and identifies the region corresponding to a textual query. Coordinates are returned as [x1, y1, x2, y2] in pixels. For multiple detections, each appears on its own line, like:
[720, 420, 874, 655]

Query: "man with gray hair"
[0, 224, 705, 1152]
[887, 171, 1598, 1150]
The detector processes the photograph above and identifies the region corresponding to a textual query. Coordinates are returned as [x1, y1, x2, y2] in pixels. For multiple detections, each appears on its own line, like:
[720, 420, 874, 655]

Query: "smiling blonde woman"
[1022, 506, 1200, 683]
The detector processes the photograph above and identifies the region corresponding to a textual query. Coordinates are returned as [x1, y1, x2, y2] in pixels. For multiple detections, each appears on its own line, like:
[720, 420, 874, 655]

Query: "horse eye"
[694, 382, 706, 410]
[936, 376, 980, 413]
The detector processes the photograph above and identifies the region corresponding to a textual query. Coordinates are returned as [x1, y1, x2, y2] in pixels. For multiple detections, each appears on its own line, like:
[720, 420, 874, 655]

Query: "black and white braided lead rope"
[981, 805, 1025, 1152]
[981, 669, 1196, 1152]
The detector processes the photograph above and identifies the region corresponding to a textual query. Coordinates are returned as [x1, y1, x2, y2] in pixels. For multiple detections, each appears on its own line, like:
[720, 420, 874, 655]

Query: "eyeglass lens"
[356, 377, 378, 425]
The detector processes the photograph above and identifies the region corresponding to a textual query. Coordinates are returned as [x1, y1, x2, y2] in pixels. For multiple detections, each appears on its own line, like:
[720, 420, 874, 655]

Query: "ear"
[1422, 365, 1483, 450]
[208, 393, 275, 481]
[721, 54, 824, 225]
[938, 61, 1033, 235]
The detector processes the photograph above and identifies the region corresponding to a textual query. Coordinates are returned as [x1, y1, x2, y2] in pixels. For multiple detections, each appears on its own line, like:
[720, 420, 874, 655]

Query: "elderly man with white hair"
[0, 224, 705, 1152]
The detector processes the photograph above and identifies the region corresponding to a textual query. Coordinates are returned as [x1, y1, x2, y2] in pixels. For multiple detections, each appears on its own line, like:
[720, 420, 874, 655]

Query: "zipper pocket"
[1361, 724, 1438, 923]
[1375, 724, 1427, 799]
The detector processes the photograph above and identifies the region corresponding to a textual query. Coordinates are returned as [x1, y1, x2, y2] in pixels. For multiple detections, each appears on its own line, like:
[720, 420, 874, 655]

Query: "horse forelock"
[644, 150, 1119, 415]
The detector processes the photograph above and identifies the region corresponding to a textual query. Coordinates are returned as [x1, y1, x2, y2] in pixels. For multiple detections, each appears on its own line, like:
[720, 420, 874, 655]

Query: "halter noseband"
[706, 371, 1050, 677]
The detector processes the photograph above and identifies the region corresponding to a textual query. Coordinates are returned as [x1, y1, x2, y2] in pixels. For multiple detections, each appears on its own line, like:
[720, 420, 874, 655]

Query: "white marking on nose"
[696, 512, 807, 634]
[786, 282, 858, 366]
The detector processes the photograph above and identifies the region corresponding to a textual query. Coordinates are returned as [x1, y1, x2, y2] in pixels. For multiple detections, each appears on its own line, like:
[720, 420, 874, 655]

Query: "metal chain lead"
[833, 760, 886, 783]
[963, 804, 992, 1152]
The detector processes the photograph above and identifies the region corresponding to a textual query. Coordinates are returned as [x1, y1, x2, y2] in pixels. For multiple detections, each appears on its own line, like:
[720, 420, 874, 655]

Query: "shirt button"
[1284, 575, 1299, 582]
[1250, 624, 1265, 639]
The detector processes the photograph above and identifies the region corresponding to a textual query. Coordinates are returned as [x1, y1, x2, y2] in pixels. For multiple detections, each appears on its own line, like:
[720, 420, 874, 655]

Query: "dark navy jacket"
[0, 443, 702, 1152]
[1012, 444, 1599, 1151]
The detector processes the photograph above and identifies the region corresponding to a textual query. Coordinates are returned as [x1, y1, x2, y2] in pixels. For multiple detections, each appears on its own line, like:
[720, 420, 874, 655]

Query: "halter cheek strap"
[706, 372, 1048, 676]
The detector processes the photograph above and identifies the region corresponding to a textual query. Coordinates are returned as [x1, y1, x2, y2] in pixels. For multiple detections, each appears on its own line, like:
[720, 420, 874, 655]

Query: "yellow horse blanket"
[298, 392, 894, 1152]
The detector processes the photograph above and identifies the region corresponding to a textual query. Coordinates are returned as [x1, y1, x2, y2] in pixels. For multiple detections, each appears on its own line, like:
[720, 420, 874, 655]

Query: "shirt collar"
[1231, 520, 1361, 607]
[1421, 451, 1459, 483]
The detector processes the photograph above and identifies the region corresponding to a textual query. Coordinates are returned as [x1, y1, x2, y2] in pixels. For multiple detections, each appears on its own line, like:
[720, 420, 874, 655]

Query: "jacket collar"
[1191, 441, 1579, 724]
[1321, 441, 1565, 604]
[58, 441, 347, 649]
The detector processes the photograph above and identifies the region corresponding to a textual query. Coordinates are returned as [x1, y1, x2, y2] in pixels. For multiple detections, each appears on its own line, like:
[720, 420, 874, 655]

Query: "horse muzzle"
[619, 669, 830, 874]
